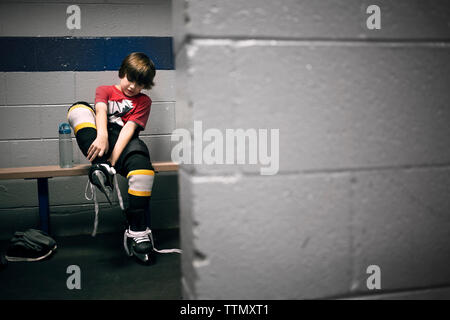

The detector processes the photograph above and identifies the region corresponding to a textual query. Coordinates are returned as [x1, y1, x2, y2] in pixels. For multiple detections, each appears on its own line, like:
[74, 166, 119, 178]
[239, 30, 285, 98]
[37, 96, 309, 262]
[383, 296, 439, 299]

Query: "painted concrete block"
[0, 142, 12, 167]
[145, 102, 176, 135]
[40, 105, 71, 139]
[351, 166, 450, 293]
[5, 72, 75, 105]
[182, 171, 353, 299]
[4, 71, 174, 106]
[0, 106, 41, 139]
[10, 139, 59, 167]
[0, 1, 171, 37]
[174, 45, 193, 132]
[0, 134, 172, 169]
[178, 169, 197, 299]
[173, 0, 450, 52]
[178, 42, 450, 175]
[0, 178, 38, 208]
[0, 73, 6, 105]
[81, 3, 171, 37]
[0, 102, 175, 139]
[141, 134, 173, 162]
[75, 71, 118, 102]
[143, 70, 176, 102]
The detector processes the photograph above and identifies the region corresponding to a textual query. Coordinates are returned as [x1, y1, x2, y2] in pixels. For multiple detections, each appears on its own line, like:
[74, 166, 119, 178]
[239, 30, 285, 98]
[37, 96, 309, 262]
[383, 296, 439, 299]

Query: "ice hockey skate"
[123, 227, 155, 264]
[88, 163, 115, 205]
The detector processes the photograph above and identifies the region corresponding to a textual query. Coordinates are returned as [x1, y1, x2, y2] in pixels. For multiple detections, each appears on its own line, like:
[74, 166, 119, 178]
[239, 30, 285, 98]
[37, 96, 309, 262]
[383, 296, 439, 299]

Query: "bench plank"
[0, 162, 179, 180]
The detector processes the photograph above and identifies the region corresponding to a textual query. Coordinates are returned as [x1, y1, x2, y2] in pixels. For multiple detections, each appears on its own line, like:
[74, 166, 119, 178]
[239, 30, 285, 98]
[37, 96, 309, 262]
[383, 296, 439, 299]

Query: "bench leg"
[37, 178, 50, 234]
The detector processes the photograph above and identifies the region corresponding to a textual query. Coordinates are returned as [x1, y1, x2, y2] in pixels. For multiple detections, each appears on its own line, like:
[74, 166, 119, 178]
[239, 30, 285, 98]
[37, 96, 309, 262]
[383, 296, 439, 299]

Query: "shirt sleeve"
[128, 96, 151, 130]
[94, 86, 110, 107]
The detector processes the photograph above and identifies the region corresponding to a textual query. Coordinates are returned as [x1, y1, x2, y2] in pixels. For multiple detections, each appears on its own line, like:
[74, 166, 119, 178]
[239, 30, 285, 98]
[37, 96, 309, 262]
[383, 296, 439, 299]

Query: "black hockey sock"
[127, 194, 150, 231]
[126, 208, 147, 232]
[76, 127, 109, 164]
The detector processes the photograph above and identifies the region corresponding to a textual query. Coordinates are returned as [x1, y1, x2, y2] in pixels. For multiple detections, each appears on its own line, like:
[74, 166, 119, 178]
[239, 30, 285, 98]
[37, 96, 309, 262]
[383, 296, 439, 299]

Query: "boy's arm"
[95, 102, 108, 138]
[108, 121, 139, 167]
[87, 102, 109, 162]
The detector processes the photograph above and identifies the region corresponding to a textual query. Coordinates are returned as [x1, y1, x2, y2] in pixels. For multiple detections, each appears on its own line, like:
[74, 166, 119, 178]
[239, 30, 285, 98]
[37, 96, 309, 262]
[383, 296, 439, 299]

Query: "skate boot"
[123, 227, 155, 264]
[88, 163, 115, 205]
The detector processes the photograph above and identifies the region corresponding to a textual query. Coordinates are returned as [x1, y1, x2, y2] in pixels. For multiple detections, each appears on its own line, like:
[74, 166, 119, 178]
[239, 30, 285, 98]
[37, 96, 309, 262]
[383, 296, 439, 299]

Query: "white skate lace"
[124, 228, 182, 255]
[85, 164, 124, 237]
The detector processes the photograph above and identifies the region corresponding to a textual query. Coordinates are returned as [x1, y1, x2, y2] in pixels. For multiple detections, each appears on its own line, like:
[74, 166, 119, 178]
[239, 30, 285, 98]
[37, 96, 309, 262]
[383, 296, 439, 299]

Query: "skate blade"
[132, 249, 154, 265]
[92, 171, 113, 205]
[136, 253, 149, 263]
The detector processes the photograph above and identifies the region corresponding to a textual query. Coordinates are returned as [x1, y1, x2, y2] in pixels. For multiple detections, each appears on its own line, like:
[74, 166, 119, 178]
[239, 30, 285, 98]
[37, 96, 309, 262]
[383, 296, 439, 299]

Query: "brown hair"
[118, 52, 156, 90]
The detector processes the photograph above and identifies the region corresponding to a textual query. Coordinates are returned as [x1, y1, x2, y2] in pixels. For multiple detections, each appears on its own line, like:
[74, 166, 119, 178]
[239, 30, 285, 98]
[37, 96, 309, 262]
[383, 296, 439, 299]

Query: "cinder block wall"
[173, 0, 450, 299]
[0, 0, 178, 239]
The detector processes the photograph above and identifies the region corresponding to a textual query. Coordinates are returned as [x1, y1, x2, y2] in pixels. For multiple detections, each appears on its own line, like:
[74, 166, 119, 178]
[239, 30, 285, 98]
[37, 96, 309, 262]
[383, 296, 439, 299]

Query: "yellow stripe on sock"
[74, 122, 97, 134]
[68, 104, 95, 115]
[127, 169, 155, 179]
[128, 189, 152, 197]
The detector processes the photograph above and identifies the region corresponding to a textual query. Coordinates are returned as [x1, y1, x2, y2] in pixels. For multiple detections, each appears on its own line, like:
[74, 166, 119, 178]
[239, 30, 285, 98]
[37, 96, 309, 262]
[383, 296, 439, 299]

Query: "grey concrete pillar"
[173, 0, 450, 299]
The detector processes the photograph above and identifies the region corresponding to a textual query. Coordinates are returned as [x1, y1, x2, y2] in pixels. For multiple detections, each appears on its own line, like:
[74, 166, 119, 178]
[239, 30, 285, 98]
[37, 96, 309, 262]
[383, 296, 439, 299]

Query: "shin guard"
[126, 169, 154, 231]
[67, 102, 99, 159]
[127, 169, 155, 198]
[67, 102, 96, 135]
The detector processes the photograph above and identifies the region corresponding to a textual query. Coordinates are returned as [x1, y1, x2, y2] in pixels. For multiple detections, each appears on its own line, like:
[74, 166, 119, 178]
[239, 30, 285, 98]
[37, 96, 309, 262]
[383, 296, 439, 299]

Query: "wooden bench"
[0, 162, 179, 234]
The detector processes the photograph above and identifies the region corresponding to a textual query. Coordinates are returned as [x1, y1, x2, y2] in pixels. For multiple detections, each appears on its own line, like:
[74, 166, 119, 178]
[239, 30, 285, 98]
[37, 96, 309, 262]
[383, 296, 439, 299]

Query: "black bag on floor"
[5, 229, 57, 262]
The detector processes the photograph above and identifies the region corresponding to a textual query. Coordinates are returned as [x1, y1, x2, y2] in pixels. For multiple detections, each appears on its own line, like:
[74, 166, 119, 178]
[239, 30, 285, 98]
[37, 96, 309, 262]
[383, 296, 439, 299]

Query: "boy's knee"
[67, 101, 96, 135]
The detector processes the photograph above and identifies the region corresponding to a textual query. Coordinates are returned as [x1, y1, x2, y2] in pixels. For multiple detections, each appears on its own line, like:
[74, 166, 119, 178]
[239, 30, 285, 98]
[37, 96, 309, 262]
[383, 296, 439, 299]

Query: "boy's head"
[118, 52, 156, 96]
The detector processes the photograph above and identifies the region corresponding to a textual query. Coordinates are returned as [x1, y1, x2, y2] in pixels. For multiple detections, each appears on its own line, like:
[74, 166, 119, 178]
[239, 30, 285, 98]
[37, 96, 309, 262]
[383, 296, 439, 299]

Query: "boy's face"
[119, 75, 144, 97]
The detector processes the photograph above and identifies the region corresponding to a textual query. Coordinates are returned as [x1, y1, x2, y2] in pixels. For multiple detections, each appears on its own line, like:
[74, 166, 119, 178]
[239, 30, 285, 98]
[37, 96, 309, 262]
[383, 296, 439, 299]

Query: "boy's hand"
[87, 134, 109, 162]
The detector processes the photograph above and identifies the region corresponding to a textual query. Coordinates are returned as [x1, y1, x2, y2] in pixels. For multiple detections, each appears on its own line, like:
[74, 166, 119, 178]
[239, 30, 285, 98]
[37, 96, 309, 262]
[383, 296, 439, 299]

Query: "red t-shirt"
[95, 85, 151, 130]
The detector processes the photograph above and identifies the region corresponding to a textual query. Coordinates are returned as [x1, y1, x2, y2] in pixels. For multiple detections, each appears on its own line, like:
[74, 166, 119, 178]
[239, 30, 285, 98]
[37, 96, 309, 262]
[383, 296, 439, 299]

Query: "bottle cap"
[59, 123, 72, 134]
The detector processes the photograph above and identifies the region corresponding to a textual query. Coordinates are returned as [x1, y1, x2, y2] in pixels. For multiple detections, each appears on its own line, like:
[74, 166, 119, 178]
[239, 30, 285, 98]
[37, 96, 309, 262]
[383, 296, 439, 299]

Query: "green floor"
[0, 229, 181, 300]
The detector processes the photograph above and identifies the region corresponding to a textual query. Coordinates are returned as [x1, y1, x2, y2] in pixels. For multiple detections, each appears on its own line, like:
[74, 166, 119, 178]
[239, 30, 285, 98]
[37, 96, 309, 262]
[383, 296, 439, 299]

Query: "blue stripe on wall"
[0, 37, 174, 71]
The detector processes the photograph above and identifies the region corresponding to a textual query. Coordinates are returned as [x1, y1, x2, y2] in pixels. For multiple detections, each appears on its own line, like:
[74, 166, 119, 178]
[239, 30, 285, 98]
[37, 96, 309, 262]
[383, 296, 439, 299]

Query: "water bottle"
[59, 123, 73, 168]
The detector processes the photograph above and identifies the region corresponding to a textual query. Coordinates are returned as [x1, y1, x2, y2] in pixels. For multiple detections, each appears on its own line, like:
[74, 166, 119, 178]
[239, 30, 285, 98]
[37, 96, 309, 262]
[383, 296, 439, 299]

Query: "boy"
[68, 52, 157, 264]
